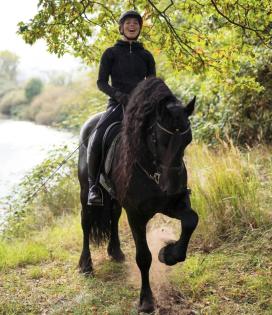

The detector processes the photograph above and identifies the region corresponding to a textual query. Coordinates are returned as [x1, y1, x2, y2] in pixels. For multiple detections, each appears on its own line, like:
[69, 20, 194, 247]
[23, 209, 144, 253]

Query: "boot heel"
[87, 185, 104, 206]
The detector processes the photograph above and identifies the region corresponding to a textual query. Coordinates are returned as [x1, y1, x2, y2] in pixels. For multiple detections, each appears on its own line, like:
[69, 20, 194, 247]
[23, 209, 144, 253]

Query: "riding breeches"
[87, 104, 123, 182]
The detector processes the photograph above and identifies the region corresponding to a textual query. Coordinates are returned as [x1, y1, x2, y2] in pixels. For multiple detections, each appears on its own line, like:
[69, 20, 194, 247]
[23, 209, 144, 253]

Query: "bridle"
[136, 118, 191, 185]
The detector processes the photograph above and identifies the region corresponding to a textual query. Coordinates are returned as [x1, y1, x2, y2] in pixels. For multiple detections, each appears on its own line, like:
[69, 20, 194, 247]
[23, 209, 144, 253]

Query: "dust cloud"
[127, 215, 195, 314]
[127, 217, 176, 287]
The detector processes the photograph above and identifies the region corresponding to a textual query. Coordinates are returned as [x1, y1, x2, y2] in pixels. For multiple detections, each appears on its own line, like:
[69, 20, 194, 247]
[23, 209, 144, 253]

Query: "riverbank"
[0, 143, 271, 314]
[0, 119, 75, 201]
[0, 113, 9, 120]
[0, 74, 105, 133]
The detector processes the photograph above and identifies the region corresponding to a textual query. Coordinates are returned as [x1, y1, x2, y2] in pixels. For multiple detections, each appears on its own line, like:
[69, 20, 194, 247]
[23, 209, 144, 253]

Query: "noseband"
[137, 119, 191, 185]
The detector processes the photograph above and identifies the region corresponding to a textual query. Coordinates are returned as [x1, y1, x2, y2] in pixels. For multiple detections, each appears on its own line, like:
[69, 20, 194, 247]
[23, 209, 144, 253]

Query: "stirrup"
[87, 185, 104, 206]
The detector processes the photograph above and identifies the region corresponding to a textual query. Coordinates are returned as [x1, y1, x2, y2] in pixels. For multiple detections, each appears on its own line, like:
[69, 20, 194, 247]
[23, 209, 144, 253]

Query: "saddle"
[98, 121, 121, 198]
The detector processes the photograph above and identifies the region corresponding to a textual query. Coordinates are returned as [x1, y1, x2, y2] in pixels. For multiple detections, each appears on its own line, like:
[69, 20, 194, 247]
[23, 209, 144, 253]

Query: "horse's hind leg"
[159, 196, 199, 266]
[78, 184, 93, 275]
[107, 202, 125, 262]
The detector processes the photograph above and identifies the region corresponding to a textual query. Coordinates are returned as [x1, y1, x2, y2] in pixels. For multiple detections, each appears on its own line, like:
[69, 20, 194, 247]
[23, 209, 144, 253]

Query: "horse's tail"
[89, 190, 111, 245]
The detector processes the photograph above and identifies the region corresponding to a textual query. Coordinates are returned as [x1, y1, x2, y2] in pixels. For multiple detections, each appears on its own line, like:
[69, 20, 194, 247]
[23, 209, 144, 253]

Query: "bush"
[23, 85, 73, 124]
[25, 78, 43, 102]
[164, 48, 272, 146]
[0, 89, 27, 115]
[3, 146, 79, 239]
[22, 73, 107, 129]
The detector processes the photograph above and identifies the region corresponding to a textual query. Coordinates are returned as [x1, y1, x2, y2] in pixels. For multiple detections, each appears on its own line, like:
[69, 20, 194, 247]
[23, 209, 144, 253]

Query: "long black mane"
[114, 77, 176, 201]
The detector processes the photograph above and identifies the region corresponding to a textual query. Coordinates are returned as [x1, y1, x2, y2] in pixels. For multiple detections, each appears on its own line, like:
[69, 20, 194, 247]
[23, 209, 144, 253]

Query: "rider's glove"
[114, 91, 129, 106]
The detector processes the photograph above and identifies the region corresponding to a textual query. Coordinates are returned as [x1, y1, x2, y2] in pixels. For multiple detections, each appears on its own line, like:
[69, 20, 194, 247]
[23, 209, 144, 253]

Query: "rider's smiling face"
[122, 17, 141, 40]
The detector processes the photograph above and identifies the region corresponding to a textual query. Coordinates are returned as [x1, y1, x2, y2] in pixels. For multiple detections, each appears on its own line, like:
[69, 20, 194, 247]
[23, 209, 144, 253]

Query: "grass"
[0, 143, 271, 314]
[187, 143, 271, 245]
[169, 227, 272, 315]
[0, 241, 49, 270]
[0, 214, 139, 315]
[0, 213, 271, 314]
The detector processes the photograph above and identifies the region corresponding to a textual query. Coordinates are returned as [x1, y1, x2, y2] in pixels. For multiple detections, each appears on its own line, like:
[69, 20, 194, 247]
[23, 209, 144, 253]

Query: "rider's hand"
[114, 91, 129, 106]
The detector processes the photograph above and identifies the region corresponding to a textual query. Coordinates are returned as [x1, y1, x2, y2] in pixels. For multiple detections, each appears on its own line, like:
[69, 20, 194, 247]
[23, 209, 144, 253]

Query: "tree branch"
[147, 0, 205, 66]
[163, 0, 174, 14]
[210, 0, 263, 33]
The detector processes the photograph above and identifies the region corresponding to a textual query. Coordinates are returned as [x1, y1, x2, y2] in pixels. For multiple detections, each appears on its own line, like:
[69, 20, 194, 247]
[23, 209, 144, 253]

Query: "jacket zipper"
[130, 42, 132, 53]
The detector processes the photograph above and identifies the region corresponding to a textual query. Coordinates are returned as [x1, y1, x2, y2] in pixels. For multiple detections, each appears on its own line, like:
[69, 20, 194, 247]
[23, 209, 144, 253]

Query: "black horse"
[78, 77, 198, 313]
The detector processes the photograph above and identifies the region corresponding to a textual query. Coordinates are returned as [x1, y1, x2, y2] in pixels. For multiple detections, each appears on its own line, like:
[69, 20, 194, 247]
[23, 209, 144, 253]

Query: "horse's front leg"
[127, 211, 154, 314]
[159, 195, 199, 266]
[78, 185, 93, 275]
[107, 202, 125, 262]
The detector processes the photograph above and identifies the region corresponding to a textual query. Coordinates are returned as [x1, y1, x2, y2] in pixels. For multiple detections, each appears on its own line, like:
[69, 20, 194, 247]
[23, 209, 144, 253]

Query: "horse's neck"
[136, 143, 155, 170]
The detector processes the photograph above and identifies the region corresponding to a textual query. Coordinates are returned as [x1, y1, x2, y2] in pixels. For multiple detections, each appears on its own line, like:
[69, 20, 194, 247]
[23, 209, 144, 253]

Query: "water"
[0, 119, 75, 225]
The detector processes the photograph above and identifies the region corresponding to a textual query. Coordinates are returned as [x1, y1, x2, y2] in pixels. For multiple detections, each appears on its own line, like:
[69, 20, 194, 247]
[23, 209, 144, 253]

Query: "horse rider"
[87, 10, 156, 206]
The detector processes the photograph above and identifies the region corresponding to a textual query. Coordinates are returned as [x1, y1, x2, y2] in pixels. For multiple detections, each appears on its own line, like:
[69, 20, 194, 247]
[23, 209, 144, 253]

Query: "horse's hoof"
[158, 240, 175, 265]
[107, 248, 125, 262]
[78, 265, 94, 276]
[113, 251, 125, 262]
[138, 300, 155, 314]
[158, 244, 178, 266]
[78, 257, 93, 275]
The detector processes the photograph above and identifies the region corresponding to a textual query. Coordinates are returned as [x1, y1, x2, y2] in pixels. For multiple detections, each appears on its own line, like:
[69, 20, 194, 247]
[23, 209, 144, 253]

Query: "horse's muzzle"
[159, 165, 186, 195]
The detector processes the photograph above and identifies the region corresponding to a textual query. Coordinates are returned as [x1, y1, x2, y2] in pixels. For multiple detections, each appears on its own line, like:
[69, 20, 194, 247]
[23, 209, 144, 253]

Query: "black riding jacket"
[97, 40, 156, 104]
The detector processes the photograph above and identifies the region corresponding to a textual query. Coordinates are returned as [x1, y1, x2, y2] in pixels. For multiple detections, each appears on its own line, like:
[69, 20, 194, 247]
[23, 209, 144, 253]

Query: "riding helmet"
[119, 10, 143, 34]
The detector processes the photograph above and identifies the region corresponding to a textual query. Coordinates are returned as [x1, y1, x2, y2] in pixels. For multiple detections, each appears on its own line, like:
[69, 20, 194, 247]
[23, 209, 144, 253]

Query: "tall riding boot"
[87, 131, 103, 206]
[86, 105, 123, 206]
[87, 178, 103, 206]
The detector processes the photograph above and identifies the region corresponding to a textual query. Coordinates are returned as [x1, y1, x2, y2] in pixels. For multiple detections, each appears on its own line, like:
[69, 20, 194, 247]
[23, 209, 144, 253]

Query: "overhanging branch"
[210, 0, 263, 33]
[147, 0, 205, 67]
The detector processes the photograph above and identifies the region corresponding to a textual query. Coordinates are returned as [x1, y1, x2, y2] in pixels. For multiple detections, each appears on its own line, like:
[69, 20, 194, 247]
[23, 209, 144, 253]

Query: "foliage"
[0, 51, 19, 104]
[3, 142, 271, 242]
[23, 85, 73, 125]
[0, 50, 19, 82]
[17, 1, 272, 144]
[165, 47, 272, 145]
[17, 0, 272, 70]
[20, 73, 105, 128]
[25, 78, 44, 102]
[187, 143, 271, 245]
[0, 68, 104, 128]
[3, 145, 79, 239]
[45, 70, 75, 86]
[57, 72, 107, 130]
[0, 89, 27, 116]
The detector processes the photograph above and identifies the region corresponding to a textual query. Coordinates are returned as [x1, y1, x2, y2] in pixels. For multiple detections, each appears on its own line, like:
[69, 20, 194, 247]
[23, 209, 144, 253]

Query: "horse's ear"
[184, 96, 196, 116]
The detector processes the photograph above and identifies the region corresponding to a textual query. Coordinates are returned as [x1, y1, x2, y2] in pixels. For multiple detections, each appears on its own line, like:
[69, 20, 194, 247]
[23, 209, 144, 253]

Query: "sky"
[0, 0, 85, 79]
